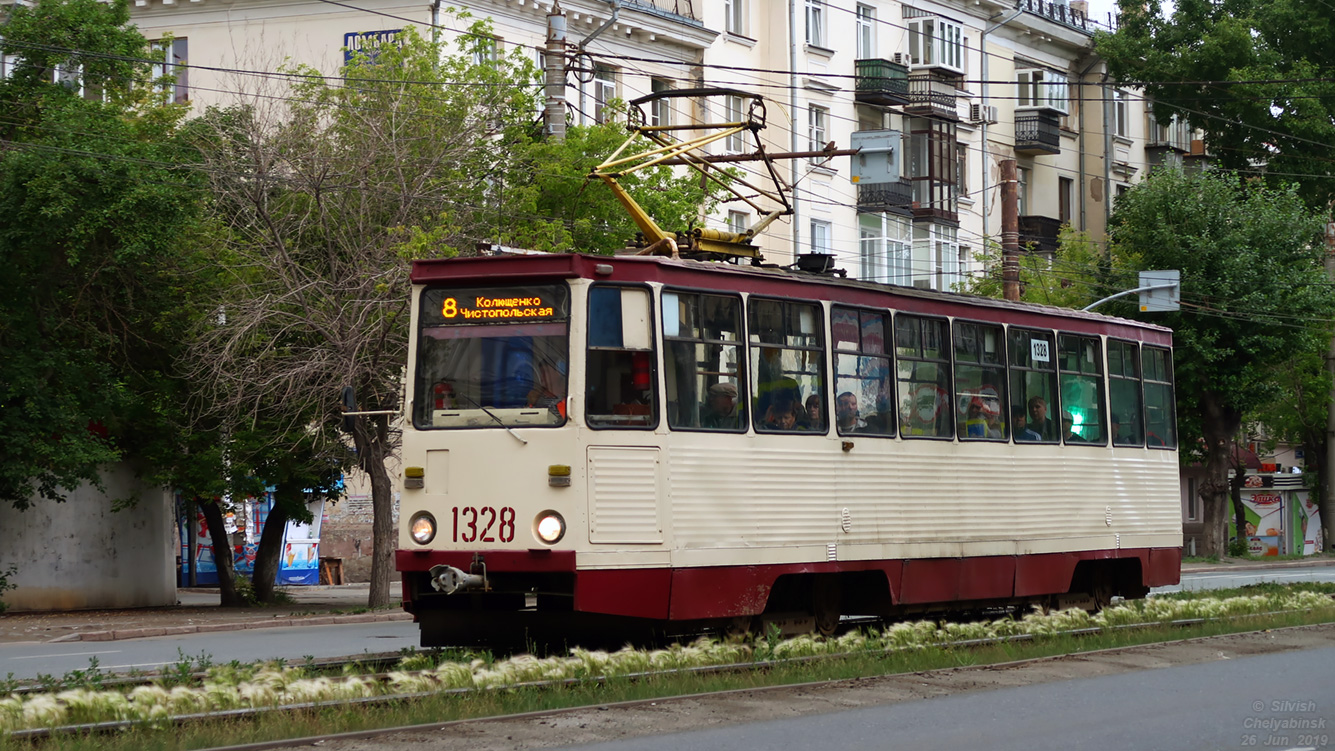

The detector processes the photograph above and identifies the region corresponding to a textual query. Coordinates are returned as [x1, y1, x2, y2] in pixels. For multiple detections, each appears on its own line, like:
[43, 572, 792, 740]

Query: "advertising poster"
[276, 499, 325, 585]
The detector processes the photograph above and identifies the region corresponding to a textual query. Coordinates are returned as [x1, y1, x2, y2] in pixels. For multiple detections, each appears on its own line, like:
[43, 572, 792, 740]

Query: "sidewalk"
[0, 582, 409, 645]
[3, 557, 1332, 645]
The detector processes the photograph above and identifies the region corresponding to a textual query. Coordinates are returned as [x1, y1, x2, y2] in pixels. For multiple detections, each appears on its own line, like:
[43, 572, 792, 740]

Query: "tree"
[1096, 0, 1335, 209]
[1105, 169, 1333, 556]
[186, 23, 545, 607]
[0, 0, 202, 508]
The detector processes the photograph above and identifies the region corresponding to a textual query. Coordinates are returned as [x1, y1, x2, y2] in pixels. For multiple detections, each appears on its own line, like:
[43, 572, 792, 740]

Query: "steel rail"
[8, 607, 1330, 743]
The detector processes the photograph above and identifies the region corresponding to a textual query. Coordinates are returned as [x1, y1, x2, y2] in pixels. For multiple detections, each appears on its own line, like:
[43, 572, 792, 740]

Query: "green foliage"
[1097, 0, 1335, 210]
[0, 0, 203, 508]
[0, 565, 17, 613]
[963, 227, 1142, 308]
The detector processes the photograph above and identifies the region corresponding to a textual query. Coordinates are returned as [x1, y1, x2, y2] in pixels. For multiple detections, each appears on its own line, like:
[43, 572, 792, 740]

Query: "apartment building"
[116, 0, 1189, 287]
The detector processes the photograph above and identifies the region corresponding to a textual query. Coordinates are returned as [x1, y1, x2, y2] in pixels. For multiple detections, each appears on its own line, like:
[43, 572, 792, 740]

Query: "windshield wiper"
[455, 391, 529, 446]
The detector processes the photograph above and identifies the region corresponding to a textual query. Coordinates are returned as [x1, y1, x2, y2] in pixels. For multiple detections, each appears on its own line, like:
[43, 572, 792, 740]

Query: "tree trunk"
[251, 497, 290, 603]
[363, 412, 396, 608]
[1199, 392, 1243, 557]
[1229, 464, 1248, 555]
[198, 499, 244, 607]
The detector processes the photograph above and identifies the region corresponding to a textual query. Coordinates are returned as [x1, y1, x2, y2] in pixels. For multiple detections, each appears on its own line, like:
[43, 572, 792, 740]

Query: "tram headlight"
[535, 511, 566, 544]
[409, 512, 437, 545]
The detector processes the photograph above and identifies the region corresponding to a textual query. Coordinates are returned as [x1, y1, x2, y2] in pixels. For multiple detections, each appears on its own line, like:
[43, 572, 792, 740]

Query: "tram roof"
[411, 253, 1172, 344]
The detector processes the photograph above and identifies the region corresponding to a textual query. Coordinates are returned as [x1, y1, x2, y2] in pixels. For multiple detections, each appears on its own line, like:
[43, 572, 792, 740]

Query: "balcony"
[856, 179, 914, 215]
[854, 58, 911, 107]
[1019, 0, 1091, 33]
[622, 0, 699, 22]
[904, 72, 959, 120]
[1015, 110, 1061, 155]
[1019, 215, 1063, 252]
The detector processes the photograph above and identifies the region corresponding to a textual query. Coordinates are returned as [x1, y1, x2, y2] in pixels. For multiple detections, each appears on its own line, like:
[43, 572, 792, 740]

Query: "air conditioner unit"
[892, 52, 909, 66]
[970, 104, 998, 124]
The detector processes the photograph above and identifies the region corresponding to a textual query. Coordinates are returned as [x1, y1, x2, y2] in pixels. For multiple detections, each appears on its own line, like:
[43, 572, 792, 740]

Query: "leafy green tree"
[1106, 170, 1333, 556]
[1096, 0, 1335, 210]
[0, 0, 201, 508]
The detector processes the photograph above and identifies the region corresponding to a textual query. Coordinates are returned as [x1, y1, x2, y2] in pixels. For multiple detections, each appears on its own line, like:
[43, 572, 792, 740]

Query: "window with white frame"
[912, 222, 960, 291]
[1059, 176, 1073, 223]
[1017, 166, 1030, 216]
[806, 0, 826, 47]
[1016, 68, 1068, 113]
[651, 78, 672, 128]
[725, 94, 747, 153]
[810, 219, 832, 254]
[724, 0, 747, 35]
[907, 17, 964, 72]
[728, 210, 750, 235]
[1113, 89, 1129, 138]
[150, 38, 189, 105]
[859, 212, 911, 285]
[808, 105, 828, 164]
[856, 4, 876, 59]
[593, 65, 617, 124]
[473, 35, 501, 68]
[1, 50, 20, 80]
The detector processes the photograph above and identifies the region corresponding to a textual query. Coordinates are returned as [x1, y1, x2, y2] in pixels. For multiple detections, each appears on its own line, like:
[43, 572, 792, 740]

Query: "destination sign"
[421, 285, 569, 326]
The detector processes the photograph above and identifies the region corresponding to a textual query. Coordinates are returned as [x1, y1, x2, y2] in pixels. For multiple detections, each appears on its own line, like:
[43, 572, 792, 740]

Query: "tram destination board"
[421, 285, 570, 325]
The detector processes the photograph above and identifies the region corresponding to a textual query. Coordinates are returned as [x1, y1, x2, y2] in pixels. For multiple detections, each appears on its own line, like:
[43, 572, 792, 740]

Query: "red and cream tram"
[396, 253, 1181, 646]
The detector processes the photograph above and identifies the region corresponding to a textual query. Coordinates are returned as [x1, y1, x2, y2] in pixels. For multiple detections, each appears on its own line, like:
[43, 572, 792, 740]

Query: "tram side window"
[1144, 346, 1177, 448]
[663, 291, 746, 431]
[954, 321, 1007, 441]
[832, 306, 894, 436]
[1107, 340, 1144, 446]
[1008, 328, 1058, 443]
[586, 286, 658, 429]
[1058, 334, 1106, 445]
[896, 315, 952, 438]
[749, 298, 827, 433]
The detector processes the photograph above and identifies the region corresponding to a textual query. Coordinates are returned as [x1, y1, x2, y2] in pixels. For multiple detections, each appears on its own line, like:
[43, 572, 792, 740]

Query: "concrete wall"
[0, 465, 176, 612]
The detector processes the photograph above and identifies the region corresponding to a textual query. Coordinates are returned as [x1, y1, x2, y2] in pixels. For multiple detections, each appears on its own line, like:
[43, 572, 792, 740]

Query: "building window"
[1059, 176, 1073, 223]
[1113, 89, 1129, 138]
[593, 65, 617, 124]
[808, 105, 828, 164]
[151, 38, 189, 105]
[810, 219, 832, 254]
[727, 210, 750, 234]
[1017, 166, 1030, 216]
[856, 4, 876, 59]
[907, 117, 958, 218]
[1186, 476, 1200, 521]
[806, 0, 826, 47]
[1149, 112, 1192, 150]
[955, 142, 968, 199]
[725, 0, 747, 35]
[472, 35, 501, 68]
[1017, 68, 1068, 113]
[651, 78, 672, 127]
[725, 94, 747, 153]
[907, 17, 964, 72]
[859, 212, 911, 285]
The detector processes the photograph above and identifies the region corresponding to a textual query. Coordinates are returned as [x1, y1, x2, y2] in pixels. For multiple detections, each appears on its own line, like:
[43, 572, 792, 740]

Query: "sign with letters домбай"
[343, 29, 403, 64]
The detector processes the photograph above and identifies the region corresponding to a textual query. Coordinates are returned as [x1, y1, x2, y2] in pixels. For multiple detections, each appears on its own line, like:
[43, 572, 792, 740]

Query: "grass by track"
[4, 583, 1335, 751]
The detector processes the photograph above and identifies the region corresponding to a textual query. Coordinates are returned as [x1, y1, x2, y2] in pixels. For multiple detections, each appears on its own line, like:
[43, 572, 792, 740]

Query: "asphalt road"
[561, 646, 1335, 751]
[2, 564, 1331, 681]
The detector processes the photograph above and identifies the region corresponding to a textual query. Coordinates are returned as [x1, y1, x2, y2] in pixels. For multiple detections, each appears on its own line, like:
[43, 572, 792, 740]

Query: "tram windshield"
[414, 284, 570, 429]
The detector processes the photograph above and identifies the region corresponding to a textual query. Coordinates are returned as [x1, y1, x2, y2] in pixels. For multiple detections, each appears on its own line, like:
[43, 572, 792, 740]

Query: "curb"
[1182, 558, 1335, 574]
[48, 611, 413, 643]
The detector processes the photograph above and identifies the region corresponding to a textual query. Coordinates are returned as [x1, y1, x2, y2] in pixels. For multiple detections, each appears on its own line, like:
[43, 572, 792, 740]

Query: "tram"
[395, 252, 1181, 646]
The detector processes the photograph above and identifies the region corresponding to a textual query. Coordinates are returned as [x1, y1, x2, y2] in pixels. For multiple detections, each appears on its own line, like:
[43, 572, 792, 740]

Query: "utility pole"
[544, 4, 567, 142]
[1001, 158, 1020, 302]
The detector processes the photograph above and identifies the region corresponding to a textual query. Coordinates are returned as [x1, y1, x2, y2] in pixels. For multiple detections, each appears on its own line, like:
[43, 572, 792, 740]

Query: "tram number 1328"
[452, 506, 517, 543]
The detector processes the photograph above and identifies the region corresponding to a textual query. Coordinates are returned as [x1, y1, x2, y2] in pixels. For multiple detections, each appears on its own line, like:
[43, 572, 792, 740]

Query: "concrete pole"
[545, 6, 567, 141]
[1001, 158, 1020, 301]
[1324, 221, 1335, 550]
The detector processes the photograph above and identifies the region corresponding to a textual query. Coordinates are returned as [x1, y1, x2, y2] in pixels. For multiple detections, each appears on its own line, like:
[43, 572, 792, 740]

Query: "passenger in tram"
[1014, 404, 1042, 442]
[1061, 412, 1084, 443]
[983, 398, 1005, 438]
[804, 395, 823, 428]
[964, 397, 1004, 439]
[762, 396, 801, 431]
[1025, 396, 1056, 441]
[700, 382, 741, 429]
[836, 391, 868, 433]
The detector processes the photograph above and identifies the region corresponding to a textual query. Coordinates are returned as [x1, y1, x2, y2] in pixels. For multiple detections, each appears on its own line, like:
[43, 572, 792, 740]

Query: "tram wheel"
[812, 579, 841, 636]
